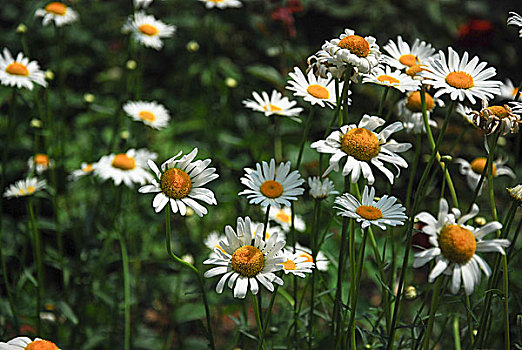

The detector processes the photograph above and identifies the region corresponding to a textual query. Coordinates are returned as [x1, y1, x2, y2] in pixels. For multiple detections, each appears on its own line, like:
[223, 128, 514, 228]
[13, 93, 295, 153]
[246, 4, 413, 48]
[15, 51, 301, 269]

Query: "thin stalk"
[253, 293, 268, 350]
[263, 205, 271, 240]
[422, 276, 443, 350]
[117, 229, 131, 350]
[378, 86, 390, 116]
[28, 198, 43, 335]
[272, 117, 283, 162]
[291, 201, 298, 348]
[464, 295, 474, 345]
[296, 106, 315, 169]
[339, 68, 352, 127]
[308, 199, 320, 349]
[406, 134, 422, 209]
[257, 280, 281, 350]
[453, 315, 462, 350]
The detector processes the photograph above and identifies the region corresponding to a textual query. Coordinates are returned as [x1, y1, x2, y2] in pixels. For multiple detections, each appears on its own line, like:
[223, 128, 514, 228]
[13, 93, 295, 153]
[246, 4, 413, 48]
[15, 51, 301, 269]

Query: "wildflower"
[0, 337, 60, 349]
[35, 2, 78, 27]
[239, 159, 305, 209]
[134, 0, 153, 8]
[307, 49, 346, 80]
[123, 12, 176, 50]
[334, 186, 407, 230]
[0, 48, 46, 90]
[382, 36, 437, 72]
[3, 178, 46, 199]
[243, 90, 303, 117]
[295, 243, 329, 271]
[95, 148, 157, 187]
[413, 199, 510, 295]
[507, 12, 522, 37]
[404, 286, 418, 300]
[467, 100, 521, 135]
[455, 156, 515, 192]
[421, 47, 501, 104]
[27, 154, 54, 175]
[199, 0, 242, 9]
[286, 67, 345, 108]
[396, 90, 443, 134]
[507, 184, 522, 207]
[308, 176, 338, 200]
[311, 115, 411, 184]
[138, 148, 218, 217]
[499, 78, 522, 101]
[279, 248, 314, 277]
[69, 162, 97, 181]
[267, 206, 306, 232]
[204, 217, 286, 299]
[362, 65, 421, 93]
[123, 100, 171, 130]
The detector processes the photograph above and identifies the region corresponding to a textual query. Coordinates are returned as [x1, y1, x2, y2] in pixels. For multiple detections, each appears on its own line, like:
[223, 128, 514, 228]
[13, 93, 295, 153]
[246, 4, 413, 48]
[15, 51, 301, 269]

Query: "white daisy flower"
[3, 178, 46, 199]
[467, 100, 521, 135]
[499, 78, 522, 101]
[264, 224, 286, 242]
[311, 115, 412, 184]
[199, 0, 242, 9]
[396, 90, 443, 134]
[0, 48, 47, 90]
[286, 67, 346, 108]
[35, 2, 78, 27]
[0, 336, 60, 349]
[69, 162, 97, 180]
[123, 100, 171, 130]
[413, 199, 510, 295]
[334, 185, 407, 230]
[362, 65, 421, 93]
[295, 243, 329, 272]
[421, 47, 501, 104]
[242, 90, 303, 118]
[203, 217, 286, 299]
[134, 0, 153, 8]
[27, 154, 54, 175]
[279, 248, 315, 278]
[507, 11, 522, 37]
[138, 148, 219, 217]
[382, 36, 437, 71]
[455, 156, 515, 193]
[123, 11, 176, 50]
[239, 159, 305, 209]
[307, 48, 347, 80]
[267, 206, 306, 232]
[322, 28, 381, 74]
[95, 148, 157, 187]
[308, 176, 338, 200]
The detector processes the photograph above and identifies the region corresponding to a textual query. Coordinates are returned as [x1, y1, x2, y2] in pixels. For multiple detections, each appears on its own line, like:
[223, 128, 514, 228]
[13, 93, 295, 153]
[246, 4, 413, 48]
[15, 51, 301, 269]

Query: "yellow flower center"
[275, 210, 291, 223]
[160, 168, 192, 199]
[19, 186, 36, 196]
[399, 54, 418, 67]
[25, 339, 60, 350]
[138, 24, 159, 36]
[406, 91, 435, 113]
[82, 164, 93, 173]
[6, 62, 29, 76]
[470, 157, 497, 177]
[405, 64, 424, 77]
[138, 110, 156, 122]
[355, 205, 383, 220]
[306, 84, 329, 99]
[377, 75, 400, 84]
[337, 35, 370, 58]
[35, 154, 50, 166]
[263, 104, 282, 113]
[111, 154, 136, 170]
[341, 128, 380, 161]
[45, 2, 67, 16]
[485, 106, 509, 119]
[208, 0, 224, 2]
[445, 71, 474, 89]
[282, 259, 296, 270]
[438, 224, 476, 264]
[298, 252, 313, 263]
[260, 180, 283, 198]
[231, 245, 265, 277]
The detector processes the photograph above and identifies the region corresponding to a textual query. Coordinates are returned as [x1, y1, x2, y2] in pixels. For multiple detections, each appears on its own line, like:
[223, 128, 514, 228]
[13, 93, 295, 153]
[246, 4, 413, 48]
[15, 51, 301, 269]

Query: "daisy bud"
[404, 285, 417, 300]
[498, 136, 507, 146]
[225, 77, 237, 88]
[126, 60, 137, 70]
[181, 254, 194, 265]
[45, 70, 55, 81]
[474, 217, 487, 226]
[30, 118, 43, 128]
[120, 130, 130, 139]
[185, 207, 195, 216]
[83, 93, 95, 103]
[186, 40, 200, 52]
[441, 155, 452, 163]
[16, 23, 28, 34]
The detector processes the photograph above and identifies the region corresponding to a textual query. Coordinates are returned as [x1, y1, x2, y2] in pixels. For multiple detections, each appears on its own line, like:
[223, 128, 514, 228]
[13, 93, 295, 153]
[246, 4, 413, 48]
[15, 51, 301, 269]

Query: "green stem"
[464, 294, 474, 345]
[339, 68, 352, 127]
[296, 106, 315, 169]
[308, 199, 320, 349]
[252, 293, 268, 350]
[257, 280, 281, 350]
[406, 134, 422, 209]
[290, 202, 298, 348]
[117, 229, 131, 350]
[453, 314, 462, 350]
[378, 86, 390, 116]
[28, 198, 43, 336]
[272, 117, 283, 162]
[422, 276, 443, 350]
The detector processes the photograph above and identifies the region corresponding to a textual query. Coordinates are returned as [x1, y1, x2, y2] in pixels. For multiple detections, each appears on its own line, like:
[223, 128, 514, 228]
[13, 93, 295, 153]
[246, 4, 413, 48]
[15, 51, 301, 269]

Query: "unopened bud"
[44, 70, 54, 81]
[404, 285, 417, 300]
[16, 24, 27, 34]
[225, 77, 237, 88]
[181, 254, 194, 265]
[441, 155, 452, 163]
[83, 93, 95, 103]
[474, 217, 486, 226]
[126, 60, 137, 70]
[186, 40, 200, 52]
[120, 130, 130, 139]
[30, 119, 42, 128]
[185, 207, 195, 217]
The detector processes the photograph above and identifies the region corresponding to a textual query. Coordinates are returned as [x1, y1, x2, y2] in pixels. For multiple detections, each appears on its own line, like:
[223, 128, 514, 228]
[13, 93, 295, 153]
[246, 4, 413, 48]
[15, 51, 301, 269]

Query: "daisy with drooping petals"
[267, 206, 306, 232]
[123, 12, 176, 50]
[286, 67, 346, 108]
[203, 217, 285, 299]
[507, 12, 522, 37]
[311, 115, 412, 184]
[69, 162, 97, 180]
[421, 47, 501, 104]
[28, 154, 54, 175]
[279, 249, 315, 278]
[308, 176, 338, 200]
[0, 48, 47, 90]
[295, 243, 329, 272]
[362, 65, 421, 93]
[239, 159, 305, 209]
[467, 100, 521, 135]
[0, 336, 60, 349]
[242, 90, 303, 118]
[334, 186, 407, 230]
[307, 49, 347, 80]
[396, 90, 443, 134]
[199, 0, 242, 9]
[138, 148, 219, 217]
[413, 199, 510, 295]
[95, 148, 157, 187]
[35, 2, 78, 27]
[3, 178, 46, 199]
[499, 78, 522, 101]
[382, 36, 437, 71]
[123, 100, 171, 129]
[455, 156, 515, 192]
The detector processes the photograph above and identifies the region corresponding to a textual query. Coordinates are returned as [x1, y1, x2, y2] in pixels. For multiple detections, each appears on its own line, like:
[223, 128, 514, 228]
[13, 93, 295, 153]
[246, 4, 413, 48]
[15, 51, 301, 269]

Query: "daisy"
[382, 36, 437, 71]
[35, 2, 78, 27]
[134, 0, 153, 8]
[295, 243, 329, 272]
[123, 12, 176, 50]
[0, 48, 47, 90]
[242, 90, 303, 118]
[421, 47, 501, 104]
[507, 12, 522, 37]
[69, 162, 97, 180]
[455, 156, 515, 192]
[264, 224, 286, 242]
[362, 65, 421, 93]
[3, 178, 46, 199]
[0, 337, 60, 349]
[499, 78, 522, 101]
[95, 148, 157, 187]
[199, 0, 242, 9]
[279, 248, 315, 278]
[308, 176, 338, 200]
[123, 100, 171, 130]
[138, 148, 219, 217]
[396, 90, 443, 134]
[413, 199, 510, 295]
[267, 206, 306, 232]
[27, 154, 54, 175]
[467, 100, 521, 135]
[334, 185, 407, 230]
[311, 115, 412, 184]
[322, 28, 381, 74]
[307, 48, 347, 80]
[203, 217, 286, 299]
[239, 159, 305, 209]
[286, 66, 346, 108]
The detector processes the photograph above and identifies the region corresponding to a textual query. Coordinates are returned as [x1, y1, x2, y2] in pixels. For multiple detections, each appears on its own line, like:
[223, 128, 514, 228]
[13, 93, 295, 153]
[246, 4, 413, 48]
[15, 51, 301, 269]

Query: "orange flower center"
[138, 24, 159, 36]
[405, 64, 424, 77]
[406, 91, 435, 112]
[512, 87, 519, 97]
[485, 106, 509, 119]
[260, 180, 283, 198]
[160, 168, 192, 199]
[282, 259, 296, 270]
[355, 205, 383, 220]
[298, 252, 313, 263]
[25, 339, 60, 350]
[377, 75, 400, 84]
[275, 210, 291, 223]
[306, 84, 329, 99]
[337, 35, 370, 58]
[341, 128, 380, 161]
[263, 104, 282, 113]
[138, 110, 156, 122]
[470, 157, 497, 177]
[19, 186, 36, 196]
[6, 62, 29, 76]
[111, 154, 136, 170]
[438, 224, 476, 264]
[231, 245, 265, 277]
[82, 164, 93, 172]
[399, 54, 418, 67]
[445, 71, 474, 89]
[45, 2, 67, 16]
[35, 154, 50, 166]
